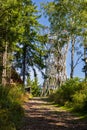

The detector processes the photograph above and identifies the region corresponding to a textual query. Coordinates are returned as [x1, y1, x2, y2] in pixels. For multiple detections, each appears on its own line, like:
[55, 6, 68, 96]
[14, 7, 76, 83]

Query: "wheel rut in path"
[21, 97, 87, 130]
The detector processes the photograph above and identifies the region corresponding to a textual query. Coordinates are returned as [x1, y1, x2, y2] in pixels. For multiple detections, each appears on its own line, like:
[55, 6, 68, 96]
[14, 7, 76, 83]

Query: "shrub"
[49, 78, 87, 113]
[0, 84, 24, 130]
[53, 88, 64, 105]
[50, 78, 80, 105]
[9, 102, 24, 129]
[31, 78, 41, 97]
[72, 92, 87, 111]
[72, 81, 87, 112]
[0, 109, 16, 130]
[60, 78, 81, 101]
[49, 78, 87, 110]
[49, 92, 56, 102]
[8, 85, 24, 104]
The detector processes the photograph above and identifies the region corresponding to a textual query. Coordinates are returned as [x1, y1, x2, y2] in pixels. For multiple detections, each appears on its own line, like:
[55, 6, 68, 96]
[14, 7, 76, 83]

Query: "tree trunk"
[62, 43, 69, 80]
[70, 36, 75, 78]
[6, 52, 12, 84]
[0, 53, 3, 84]
[2, 43, 7, 86]
[22, 45, 27, 85]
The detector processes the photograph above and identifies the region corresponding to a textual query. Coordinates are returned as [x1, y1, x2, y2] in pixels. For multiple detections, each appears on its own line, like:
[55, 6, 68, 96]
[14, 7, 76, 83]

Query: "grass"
[0, 84, 25, 130]
[45, 96, 87, 120]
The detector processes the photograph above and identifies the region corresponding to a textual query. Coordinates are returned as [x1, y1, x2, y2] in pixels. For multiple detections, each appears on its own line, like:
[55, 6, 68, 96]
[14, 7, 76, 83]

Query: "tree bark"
[22, 45, 27, 85]
[0, 53, 3, 83]
[70, 36, 75, 78]
[2, 43, 7, 86]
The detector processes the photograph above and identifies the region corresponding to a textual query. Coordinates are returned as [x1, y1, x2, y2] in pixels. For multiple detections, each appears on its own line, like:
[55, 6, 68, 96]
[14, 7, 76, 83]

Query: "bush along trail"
[0, 85, 24, 130]
[21, 97, 87, 130]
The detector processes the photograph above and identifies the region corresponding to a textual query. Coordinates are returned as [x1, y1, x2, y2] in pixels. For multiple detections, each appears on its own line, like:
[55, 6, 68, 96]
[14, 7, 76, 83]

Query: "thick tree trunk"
[62, 43, 69, 80]
[56, 43, 69, 86]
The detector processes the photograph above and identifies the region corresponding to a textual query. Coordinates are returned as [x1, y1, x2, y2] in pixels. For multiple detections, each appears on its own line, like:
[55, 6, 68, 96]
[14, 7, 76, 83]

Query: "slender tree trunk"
[84, 46, 87, 79]
[22, 45, 27, 85]
[6, 52, 12, 84]
[70, 36, 75, 78]
[0, 52, 3, 84]
[2, 43, 7, 86]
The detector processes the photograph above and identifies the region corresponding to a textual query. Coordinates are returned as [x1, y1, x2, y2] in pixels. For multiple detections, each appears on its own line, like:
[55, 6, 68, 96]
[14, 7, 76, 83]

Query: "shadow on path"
[21, 97, 87, 130]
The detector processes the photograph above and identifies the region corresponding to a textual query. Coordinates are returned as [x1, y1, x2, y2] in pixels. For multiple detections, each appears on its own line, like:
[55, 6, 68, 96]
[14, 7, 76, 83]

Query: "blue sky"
[32, 0, 85, 84]
[33, 0, 53, 26]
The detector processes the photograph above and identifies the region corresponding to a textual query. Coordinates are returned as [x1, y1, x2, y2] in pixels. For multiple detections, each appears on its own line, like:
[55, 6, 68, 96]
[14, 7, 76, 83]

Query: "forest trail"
[21, 97, 87, 130]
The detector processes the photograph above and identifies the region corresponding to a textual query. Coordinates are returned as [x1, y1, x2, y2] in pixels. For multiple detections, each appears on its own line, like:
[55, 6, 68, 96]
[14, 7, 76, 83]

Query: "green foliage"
[49, 78, 87, 112]
[0, 85, 24, 130]
[27, 77, 41, 97]
[31, 78, 41, 97]
[42, 0, 87, 80]
[0, 110, 16, 130]
[0, 0, 47, 85]
[9, 102, 24, 129]
[72, 81, 87, 112]
[72, 92, 87, 112]
[52, 78, 80, 105]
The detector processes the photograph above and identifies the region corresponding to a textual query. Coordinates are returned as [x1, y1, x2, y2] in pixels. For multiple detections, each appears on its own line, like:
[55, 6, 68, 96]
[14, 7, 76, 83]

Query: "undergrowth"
[0, 84, 25, 130]
[49, 78, 87, 115]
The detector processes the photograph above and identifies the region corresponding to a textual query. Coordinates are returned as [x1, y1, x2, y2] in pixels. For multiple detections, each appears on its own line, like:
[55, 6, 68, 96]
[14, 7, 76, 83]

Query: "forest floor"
[21, 97, 87, 130]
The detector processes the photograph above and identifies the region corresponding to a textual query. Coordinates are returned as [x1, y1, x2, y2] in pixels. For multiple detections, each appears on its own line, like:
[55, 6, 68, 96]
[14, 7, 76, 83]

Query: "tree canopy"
[0, 0, 47, 85]
[42, 0, 87, 84]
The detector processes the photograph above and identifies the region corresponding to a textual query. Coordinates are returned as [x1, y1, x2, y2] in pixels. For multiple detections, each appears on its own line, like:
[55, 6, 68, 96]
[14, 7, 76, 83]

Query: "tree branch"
[73, 53, 83, 69]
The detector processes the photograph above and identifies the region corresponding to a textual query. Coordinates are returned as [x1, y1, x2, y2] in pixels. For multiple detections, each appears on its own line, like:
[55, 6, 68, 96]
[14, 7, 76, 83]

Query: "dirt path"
[21, 97, 87, 130]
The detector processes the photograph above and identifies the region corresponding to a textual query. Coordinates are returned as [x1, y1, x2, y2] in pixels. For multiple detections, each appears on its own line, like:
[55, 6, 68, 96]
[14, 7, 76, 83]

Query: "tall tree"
[42, 0, 70, 86]
[0, 0, 47, 85]
[12, 0, 47, 85]
[42, 0, 87, 83]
